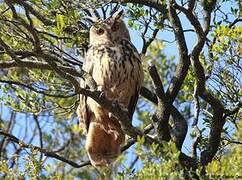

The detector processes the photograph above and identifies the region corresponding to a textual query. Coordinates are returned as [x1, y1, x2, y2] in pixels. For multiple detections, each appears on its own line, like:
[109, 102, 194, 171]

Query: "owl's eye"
[111, 23, 119, 32]
[96, 28, 104, 35]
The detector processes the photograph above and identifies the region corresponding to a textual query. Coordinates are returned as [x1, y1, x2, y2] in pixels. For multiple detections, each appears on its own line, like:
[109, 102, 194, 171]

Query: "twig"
[192, 84, 200, 126]
[33, 115, 43, 160]
[0, 130, 90, 168]
[142, 28, 159, 55]
[115, 0, 168, 16]
[0, 79, 76, 98]
[191, 126, 201, 158]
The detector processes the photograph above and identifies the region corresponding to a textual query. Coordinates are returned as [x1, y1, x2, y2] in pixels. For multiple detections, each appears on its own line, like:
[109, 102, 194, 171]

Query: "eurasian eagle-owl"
[77, 10, 144, 167]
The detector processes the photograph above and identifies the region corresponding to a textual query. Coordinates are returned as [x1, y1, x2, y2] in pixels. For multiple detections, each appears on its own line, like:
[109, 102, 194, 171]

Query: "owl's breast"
[88, 41, 143, 105]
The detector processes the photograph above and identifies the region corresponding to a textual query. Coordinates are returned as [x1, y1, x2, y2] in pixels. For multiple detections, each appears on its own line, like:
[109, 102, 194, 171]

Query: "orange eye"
[111, 23, 119, 32]
[97, 28, 104, 35]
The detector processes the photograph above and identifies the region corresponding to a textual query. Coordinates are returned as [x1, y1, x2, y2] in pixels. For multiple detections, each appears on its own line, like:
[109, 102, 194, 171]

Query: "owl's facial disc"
[89, 9, 130, 44]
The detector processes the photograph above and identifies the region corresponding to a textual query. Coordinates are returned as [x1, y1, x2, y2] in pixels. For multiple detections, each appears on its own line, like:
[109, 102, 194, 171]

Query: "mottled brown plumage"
[77, 10, 143, 167]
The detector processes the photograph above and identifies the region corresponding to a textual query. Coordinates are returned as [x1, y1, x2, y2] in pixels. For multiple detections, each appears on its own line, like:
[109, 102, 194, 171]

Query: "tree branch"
[142, 27, 159, 55]
[188, 0, 196, 11]
[167, 0, 190, 102]
[33, 115, 43, 160]
[0, 59, 96, 89]
[7, 0, 55, 26]
[115, 0, 168, 15]
[0, 79, 76, 98]
[0, 130, 90, 168]
[149, 65, 171, 141]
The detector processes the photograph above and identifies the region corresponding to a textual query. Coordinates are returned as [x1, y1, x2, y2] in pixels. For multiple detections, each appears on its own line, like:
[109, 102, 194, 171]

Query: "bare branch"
[0, 79, 76, 98]
[33, 115, 43, 160]
[0, 59, 96, 89]
[224, 102, 242, 118]
[115, 0, 168, 15]
[188, 0, 196, 11]
[149, 65, 171, 141]
[10, 0, 55, 26]
[191, 126, 201, 158]
[0, 130, 90, 168]
[142, 28, 159, 55]
[167, 0, 190, 102]
[0, 112, 16, 159]
[229, 18, 242, 28]
[5, 0, 41, 52]
[171, 1, 229, 166]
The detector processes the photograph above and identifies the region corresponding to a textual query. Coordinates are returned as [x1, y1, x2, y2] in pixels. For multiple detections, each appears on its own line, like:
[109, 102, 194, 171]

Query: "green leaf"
[56, 13, 65, 33]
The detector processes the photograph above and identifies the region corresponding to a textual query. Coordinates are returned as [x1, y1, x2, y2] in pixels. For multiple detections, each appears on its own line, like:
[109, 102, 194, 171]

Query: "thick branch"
[170, 106, 188, 150]
[173, 2, 229, 166]
[188, 0, 196, 10]
[200, 91, 225, 165]
[149, 65, 171, 141]
[0, 59, 96, 89]
[167, 1, 190, 102]
[173, 2, 206, 94]
[141, 83, 187, 150]
[85, 90, 157, 145]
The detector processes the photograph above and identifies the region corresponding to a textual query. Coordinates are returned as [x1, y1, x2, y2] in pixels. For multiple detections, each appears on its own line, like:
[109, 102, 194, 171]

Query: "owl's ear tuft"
[112, 9, 124, 21]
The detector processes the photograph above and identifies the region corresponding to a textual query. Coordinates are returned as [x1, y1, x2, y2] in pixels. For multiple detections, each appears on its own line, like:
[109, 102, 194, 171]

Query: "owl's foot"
[120, 106, 128, 113]
[107, 129, 119, 141]
[111, 100, 119, 108]
[108, 112, 115, 119]
[97, 85, 103, 92]
[97, 86, 107, 101]
[98, 91, 106, 100]
[108, 101, 118, 119]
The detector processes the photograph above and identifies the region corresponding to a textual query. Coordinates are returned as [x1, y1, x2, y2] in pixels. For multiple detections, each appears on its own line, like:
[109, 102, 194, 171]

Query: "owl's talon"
[119, 104, 128, 113]
[98, 91, 105, 99]
[120, 106, 128, 113]
[111, 100, 128, 113]
[108, 112, 114, 119]
[111, 100, 119, 107]
[97, 85, 103, 91]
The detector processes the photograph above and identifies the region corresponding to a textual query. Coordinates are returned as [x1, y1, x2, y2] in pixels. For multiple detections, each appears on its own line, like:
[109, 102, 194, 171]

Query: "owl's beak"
[106, 33, 114, 43]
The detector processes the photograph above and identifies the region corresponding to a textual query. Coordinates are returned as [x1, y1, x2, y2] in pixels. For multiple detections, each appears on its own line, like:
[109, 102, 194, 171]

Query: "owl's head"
[89, 10, 130, 45]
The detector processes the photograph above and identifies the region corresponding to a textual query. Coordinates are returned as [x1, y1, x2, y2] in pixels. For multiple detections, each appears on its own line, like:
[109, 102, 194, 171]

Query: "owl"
[77, 10, 144, 167]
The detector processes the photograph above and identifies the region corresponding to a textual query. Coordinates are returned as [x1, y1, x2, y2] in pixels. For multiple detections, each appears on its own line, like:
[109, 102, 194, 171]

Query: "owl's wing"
[77, 50, 94, 134]
[127, 84, 140, 119]
[126, 43, 143, 119]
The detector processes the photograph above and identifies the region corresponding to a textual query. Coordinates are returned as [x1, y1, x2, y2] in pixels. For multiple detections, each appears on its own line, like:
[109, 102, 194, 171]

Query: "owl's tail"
[85, 115, 125, 167]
